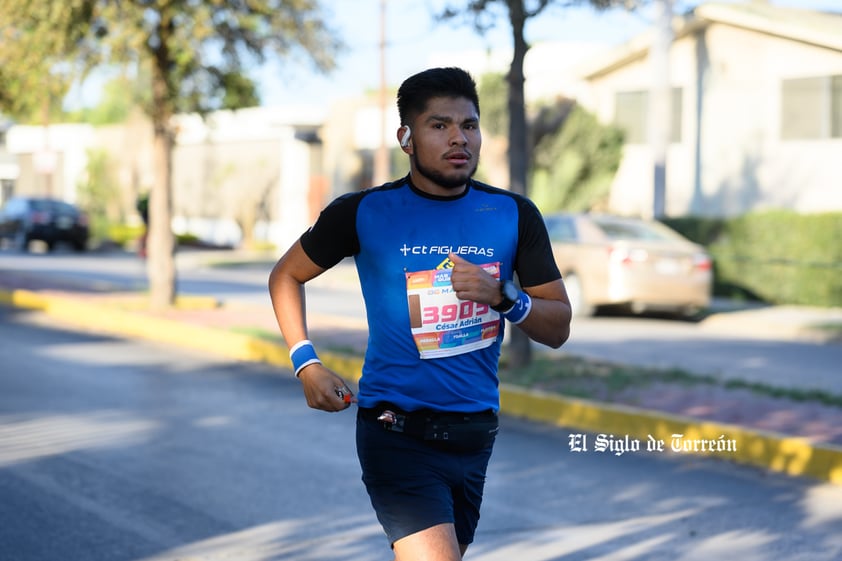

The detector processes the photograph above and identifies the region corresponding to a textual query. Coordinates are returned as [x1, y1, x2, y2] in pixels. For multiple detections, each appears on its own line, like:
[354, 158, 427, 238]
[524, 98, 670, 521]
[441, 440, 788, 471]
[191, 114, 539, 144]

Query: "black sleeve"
[299, 191, 362, 269]
[514, 196, 562, 288]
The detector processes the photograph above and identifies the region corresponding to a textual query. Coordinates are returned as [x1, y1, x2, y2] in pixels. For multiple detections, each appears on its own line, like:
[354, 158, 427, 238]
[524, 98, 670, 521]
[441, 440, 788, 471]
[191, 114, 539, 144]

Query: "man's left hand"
[448, 252, 501, 307]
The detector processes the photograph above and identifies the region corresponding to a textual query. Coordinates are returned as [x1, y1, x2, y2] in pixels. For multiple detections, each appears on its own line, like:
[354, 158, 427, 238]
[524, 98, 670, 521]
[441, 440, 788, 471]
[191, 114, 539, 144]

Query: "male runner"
[269, 66, 571, 560]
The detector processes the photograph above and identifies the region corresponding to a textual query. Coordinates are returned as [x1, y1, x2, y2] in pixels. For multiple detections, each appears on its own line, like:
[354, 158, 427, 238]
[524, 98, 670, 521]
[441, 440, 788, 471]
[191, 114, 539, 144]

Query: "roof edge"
[696, 3, 842, 52]
[578, 2, 842, 80]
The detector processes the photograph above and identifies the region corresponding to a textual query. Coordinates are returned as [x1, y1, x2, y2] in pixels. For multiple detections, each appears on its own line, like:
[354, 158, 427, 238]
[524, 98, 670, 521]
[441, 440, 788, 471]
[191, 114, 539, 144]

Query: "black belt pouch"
[423, 411, 499, 452]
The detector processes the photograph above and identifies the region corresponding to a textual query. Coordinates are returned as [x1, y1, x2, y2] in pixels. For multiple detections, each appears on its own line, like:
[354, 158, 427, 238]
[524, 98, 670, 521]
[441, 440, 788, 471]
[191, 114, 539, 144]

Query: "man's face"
[407, 96, 481, 196]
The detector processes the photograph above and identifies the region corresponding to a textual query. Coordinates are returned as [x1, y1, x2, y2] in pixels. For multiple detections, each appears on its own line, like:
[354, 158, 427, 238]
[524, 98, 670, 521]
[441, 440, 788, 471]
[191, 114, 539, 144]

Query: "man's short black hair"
[396, 67, 480, 125]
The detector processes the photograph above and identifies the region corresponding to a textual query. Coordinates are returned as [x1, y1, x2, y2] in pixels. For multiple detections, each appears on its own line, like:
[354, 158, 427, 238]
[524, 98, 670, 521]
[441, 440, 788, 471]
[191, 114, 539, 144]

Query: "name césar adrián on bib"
[406, 261, 501, 359]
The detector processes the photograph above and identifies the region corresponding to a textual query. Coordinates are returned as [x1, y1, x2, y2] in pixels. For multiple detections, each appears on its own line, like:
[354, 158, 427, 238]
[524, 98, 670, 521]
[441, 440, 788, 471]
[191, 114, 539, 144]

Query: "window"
[614, 88, 683, 144]
[0, 179, 13, 204]
[615, 91, 647, 143]
[544, 215, 578, 242]
[592, 217, 684, 242]
[4, 198, 26, 215]
[781, 75, 842, 139]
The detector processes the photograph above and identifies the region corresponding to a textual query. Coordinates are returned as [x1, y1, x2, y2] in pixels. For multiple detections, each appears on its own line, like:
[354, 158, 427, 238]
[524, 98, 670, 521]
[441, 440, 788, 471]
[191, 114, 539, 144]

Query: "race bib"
[405, 261, 501, 359]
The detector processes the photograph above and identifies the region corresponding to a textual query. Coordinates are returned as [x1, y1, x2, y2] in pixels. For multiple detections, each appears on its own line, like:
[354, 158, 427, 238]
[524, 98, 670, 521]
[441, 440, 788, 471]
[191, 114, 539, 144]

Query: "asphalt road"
[2, 306, 842, 561]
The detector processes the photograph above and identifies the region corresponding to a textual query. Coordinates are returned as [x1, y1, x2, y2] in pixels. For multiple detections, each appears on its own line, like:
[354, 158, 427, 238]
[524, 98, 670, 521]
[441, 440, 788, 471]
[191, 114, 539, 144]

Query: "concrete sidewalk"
[1, 265, 841, 486]
[701, 299, 842, 344]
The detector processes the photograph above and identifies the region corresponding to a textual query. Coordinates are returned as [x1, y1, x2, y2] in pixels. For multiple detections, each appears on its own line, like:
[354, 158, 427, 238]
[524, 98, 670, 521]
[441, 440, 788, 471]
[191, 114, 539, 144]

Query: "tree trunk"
[147, 123, 177, 310]
[506, 0, 532, 368]
[144, 7, 178, 311]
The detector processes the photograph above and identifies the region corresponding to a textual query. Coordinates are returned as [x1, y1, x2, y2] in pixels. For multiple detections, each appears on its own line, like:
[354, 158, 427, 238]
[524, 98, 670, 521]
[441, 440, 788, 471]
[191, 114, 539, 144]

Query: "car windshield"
[1, 198, 28, 214]
[29, 200, 54, 212]
[544, 215, 577, 242]
[592, 217, 685, 242]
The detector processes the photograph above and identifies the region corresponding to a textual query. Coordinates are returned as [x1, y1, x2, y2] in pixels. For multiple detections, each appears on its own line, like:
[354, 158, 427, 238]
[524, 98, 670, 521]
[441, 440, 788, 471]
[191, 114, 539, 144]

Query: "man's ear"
[398, 125, 412, 149]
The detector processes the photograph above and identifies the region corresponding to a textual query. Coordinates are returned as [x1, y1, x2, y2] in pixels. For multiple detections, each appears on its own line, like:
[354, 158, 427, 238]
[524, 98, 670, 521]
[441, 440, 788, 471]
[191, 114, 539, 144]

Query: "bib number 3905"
[422, 301, 490, 324]
[406, 263, 501, 359]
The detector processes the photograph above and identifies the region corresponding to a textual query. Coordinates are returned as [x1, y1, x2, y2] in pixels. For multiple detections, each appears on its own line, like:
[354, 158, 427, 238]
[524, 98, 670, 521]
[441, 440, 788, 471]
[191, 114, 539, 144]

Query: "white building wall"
[589, 19, 842, 218]
[273, 128, 315, 251]
[4, 107, 326, 249]
[586, 35, 698, 217]
[699, 24, 842, 215]
[6, 124, 95, 203]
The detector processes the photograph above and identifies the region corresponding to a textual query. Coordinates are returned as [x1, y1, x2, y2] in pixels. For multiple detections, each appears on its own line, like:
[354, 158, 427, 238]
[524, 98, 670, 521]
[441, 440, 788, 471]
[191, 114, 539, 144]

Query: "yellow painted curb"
[3, 288, 841, 485]
[0, 289, 364, 383]
[0, 288, 51, 310]
[500, 385, 842, 485]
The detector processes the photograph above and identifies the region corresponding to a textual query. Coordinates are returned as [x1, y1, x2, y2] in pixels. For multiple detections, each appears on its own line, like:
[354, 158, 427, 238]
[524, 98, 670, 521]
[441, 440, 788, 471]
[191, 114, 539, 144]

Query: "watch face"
[502, 280, 518, 302]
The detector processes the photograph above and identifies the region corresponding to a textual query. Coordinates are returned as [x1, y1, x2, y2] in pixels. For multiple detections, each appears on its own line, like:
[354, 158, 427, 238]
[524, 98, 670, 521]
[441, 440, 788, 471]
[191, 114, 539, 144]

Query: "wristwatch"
[491, 279, 519, 313]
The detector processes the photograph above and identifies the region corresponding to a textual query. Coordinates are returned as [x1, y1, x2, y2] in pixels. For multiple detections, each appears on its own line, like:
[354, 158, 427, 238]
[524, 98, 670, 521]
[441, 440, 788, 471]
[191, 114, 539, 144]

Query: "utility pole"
[373, 0, 390, 186]
[649, 0, 673, 218]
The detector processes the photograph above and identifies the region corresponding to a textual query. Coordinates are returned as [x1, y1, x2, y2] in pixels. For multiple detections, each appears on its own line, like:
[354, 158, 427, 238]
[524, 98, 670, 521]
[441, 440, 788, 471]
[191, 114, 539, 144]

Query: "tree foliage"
[478, 72, 623, 212]
[1, 0, 340, 309]
[0, 0, 102, 122]
[477, 72, 509, 137]
[77, 148, 121, 242]
[66, 72, 151, 125]
[530, 102, 624, 212]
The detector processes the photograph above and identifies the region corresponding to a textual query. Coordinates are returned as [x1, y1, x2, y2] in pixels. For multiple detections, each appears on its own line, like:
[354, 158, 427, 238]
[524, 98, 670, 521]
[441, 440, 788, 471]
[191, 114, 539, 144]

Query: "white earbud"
[400, 126, 412, 147]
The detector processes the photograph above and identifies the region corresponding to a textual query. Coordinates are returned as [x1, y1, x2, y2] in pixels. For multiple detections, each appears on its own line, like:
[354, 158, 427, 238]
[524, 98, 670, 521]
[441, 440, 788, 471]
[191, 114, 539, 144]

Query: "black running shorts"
[356, 409, 494, 546]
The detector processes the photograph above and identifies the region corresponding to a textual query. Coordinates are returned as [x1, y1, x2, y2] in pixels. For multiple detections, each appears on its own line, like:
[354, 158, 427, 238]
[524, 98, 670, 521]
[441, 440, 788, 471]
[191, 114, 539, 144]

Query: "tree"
[66, 70, 153, 125]
[477, 72, 509, 137]
[77, 148, 121, 243]
[530, 102, 624, 212]
[0, 0, 339, 310]
[440, 0, 634, 367]
[0, 1, 99, 124]
[478, 73, 623, 213]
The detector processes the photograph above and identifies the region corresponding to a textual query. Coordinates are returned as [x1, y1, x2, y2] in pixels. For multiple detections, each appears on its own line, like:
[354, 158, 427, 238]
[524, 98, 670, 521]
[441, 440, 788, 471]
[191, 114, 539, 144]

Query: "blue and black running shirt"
[300, 176, 560, 413]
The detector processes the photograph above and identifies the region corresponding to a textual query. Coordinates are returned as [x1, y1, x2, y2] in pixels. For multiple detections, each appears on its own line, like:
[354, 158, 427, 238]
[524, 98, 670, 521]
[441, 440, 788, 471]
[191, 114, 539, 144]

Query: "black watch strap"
[491, 280, 518, 313]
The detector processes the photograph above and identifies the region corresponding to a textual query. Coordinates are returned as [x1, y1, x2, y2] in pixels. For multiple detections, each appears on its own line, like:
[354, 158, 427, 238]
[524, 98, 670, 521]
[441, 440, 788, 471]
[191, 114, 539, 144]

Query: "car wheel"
[564, 272, 594, 318]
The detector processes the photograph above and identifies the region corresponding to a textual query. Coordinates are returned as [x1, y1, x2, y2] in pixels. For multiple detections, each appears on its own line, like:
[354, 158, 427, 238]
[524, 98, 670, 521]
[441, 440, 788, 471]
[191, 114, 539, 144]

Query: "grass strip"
[232, 326, 842, 409]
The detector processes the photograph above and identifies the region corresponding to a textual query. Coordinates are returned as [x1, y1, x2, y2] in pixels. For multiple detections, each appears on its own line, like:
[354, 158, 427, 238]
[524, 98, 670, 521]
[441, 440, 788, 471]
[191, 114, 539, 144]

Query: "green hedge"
[101, 225, 230, 251]
[663, 211, 842, 308]
[106, 224, 145, 247]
